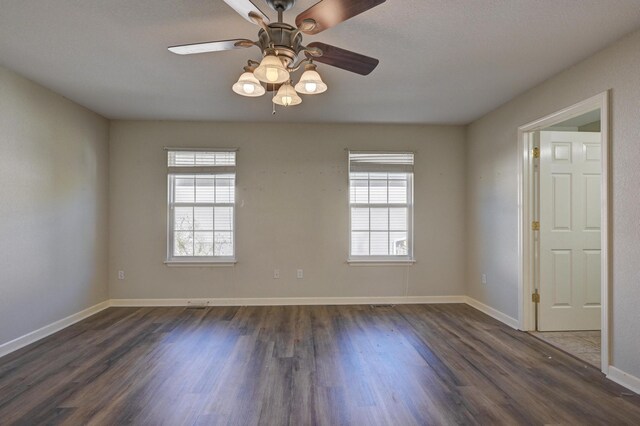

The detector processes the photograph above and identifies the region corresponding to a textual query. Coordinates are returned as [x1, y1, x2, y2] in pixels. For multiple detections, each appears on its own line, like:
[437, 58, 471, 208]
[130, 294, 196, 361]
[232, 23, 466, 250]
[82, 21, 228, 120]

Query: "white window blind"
[167, 149, 236, 262]
[349, 151, 414, 260]
[168, 150, 236, 167]
[349, 152, 414, 173]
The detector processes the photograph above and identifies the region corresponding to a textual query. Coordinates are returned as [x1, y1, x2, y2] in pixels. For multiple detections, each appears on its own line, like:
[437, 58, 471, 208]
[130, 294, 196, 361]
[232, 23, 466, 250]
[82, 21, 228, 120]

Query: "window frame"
[347, 151, 415, 264]
[165, 149, 238, 265]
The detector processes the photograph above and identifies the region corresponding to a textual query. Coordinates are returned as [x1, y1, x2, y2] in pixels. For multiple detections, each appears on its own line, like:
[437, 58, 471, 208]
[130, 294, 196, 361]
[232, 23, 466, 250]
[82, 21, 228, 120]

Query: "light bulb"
[243, 83, 255, 94]
[295, 65, 327, 95]
[232, 70, 265, 97]
[255, 55, 289, 84]
[273, 83, 302, 106]
[266, 68, 279, 83]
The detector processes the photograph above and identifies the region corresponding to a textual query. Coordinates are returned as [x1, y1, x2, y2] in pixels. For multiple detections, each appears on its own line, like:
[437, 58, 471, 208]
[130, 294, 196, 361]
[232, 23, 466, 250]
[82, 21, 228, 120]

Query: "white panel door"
[538, 131, 601, 331]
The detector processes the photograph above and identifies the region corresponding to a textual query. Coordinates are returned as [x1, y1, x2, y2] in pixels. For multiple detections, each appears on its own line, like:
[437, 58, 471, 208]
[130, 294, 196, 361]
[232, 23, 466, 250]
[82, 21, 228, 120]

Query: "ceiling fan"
[168, 0, 386, 108]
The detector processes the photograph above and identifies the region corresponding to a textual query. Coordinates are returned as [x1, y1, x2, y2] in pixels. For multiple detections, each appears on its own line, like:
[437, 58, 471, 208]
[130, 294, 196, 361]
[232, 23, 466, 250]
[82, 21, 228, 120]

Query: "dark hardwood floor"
[0, 304, 639, 425]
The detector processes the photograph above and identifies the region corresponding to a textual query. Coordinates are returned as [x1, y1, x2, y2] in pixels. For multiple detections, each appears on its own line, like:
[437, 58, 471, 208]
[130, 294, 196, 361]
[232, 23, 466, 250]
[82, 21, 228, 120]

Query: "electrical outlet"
[481, 274, 487, 284]
[297, 269, 303, 279]
[118, 270, 125, 280]
[273, 269, 280, 279]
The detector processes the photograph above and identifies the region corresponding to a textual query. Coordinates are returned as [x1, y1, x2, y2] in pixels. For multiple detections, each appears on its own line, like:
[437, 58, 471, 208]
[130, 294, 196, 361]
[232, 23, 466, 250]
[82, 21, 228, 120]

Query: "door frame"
[517, 91, 610, 373]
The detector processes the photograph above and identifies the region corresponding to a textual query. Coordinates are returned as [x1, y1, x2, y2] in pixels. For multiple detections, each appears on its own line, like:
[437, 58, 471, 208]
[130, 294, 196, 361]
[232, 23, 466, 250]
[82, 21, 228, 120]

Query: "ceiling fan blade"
[295, 0, 386, 35]
[248, 11, 270, 33]
[307, 42, 379, 75]
[223, 0, 270, 24]
[168, 39, 254, 55]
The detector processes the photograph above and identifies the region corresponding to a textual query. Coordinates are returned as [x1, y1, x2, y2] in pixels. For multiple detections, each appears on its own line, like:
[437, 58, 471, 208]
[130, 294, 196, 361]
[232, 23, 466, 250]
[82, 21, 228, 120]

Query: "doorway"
[517, 92, 610, 372]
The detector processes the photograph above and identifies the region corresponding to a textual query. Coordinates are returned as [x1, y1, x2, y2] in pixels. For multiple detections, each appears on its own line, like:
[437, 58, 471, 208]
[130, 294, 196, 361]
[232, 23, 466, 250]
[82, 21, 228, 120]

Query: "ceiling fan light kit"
[253, 54, 290, 84]
[232, 66, 266, 97]
[295, 63, 327, 95]
[273, 82, 303, 106]
[168, 0, 386, 111]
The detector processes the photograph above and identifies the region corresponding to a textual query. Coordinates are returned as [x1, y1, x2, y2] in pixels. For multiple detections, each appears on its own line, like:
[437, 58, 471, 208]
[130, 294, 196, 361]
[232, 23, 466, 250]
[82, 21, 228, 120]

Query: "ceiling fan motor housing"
[258, 23, 302, 65]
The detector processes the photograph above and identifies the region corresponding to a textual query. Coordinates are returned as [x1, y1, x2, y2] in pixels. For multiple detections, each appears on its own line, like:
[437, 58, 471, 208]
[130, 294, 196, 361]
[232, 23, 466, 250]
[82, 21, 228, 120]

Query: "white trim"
[163, 147, 239, 152]
[0, 301, 111, 359]
[607, 366, 640, 395]
[517, 91, 610, 374]
[0, 295, 636, 398]
[110, 296, 466, 307]
[347, 260, 416, 266]
[348, 150, 415, 155]
[465, 297, 520, 329]
[168, 166, 236, 174]
[0, 296, 528, 361]
[601, 93, 611, 374]
[164, 261, 237, 267]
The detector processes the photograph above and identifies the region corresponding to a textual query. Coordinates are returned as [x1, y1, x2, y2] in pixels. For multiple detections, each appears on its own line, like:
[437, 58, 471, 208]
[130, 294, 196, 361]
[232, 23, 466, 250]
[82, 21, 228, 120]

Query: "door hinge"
[532, 147, 540, 159]
[531, 221, 540, 231]
[532, 292, 540, 303]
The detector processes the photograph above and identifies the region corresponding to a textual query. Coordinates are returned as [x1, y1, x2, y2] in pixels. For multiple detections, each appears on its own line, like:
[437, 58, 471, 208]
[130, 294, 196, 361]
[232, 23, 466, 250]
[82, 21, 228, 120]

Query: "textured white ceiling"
[1, 0, 639, 124]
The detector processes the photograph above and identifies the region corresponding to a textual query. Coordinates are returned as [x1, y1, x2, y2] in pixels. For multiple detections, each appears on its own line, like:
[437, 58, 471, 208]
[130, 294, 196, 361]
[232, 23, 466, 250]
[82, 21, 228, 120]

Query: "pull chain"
[272, 86, 276, 115]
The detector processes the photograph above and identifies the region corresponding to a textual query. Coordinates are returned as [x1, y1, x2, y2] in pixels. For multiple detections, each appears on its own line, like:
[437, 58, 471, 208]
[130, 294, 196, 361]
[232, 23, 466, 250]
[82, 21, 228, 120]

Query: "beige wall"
[109, 121, 466, 301]
[466, 29, 640, 377]
[3, 24, 639, 381]
[0, 65, 109, 346]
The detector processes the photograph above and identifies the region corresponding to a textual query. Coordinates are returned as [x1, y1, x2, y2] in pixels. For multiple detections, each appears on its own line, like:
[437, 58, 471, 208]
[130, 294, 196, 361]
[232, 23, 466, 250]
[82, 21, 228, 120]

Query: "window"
[349, 151, 414, 261]
[167, 150, 236, 263]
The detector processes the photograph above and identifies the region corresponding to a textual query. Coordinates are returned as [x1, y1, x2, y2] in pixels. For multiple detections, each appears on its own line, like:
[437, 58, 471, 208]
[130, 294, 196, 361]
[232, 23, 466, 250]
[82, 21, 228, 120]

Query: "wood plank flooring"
[0, 304, 639, 425]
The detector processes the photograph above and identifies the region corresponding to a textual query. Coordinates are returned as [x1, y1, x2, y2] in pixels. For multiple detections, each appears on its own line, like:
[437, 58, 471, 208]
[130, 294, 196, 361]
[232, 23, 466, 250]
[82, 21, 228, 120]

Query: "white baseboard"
[109, 295, 467, 307]
[0, 300, 111, 359]
[464, 296, 520, 329]
[2, 294, 637, 397]
[0, 295, 519, 360]
[462, 298, 640, 395]
[110, 297, 523, 332]
[607, 366, 640, 395]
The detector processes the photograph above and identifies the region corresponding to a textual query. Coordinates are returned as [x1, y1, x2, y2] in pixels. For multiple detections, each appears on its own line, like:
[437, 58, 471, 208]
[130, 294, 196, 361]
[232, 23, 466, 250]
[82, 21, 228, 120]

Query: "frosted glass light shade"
[295, 68, 327, 95]
[254, 55, 290, 84]
[273, 83, 302, 106]
[232, 72, 265, 97]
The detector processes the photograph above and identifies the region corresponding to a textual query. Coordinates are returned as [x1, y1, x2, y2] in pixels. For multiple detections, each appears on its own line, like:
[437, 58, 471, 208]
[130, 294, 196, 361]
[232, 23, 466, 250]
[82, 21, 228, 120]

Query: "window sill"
[164, 260, 237, 267]
[347, 259, 415, 266]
